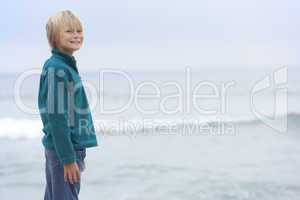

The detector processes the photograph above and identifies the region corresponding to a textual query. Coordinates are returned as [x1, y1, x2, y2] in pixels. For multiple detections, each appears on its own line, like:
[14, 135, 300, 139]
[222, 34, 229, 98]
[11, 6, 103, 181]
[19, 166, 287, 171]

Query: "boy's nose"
[73, 31, 81, 37]
[73, 34, 81, 40]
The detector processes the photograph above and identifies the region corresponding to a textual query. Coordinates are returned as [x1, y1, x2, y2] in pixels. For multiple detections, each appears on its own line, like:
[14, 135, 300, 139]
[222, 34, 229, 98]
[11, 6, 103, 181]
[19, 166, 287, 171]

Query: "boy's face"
[58, 26, 83, 55]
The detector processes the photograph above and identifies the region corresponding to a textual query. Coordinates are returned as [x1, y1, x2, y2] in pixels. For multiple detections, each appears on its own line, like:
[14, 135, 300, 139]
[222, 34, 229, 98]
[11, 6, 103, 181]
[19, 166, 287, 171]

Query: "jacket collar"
[51, 48, 78, 73]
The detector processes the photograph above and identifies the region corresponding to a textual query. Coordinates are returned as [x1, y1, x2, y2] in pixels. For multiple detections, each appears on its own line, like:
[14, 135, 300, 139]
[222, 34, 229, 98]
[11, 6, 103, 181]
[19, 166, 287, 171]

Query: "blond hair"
[46, 10, 83, 49]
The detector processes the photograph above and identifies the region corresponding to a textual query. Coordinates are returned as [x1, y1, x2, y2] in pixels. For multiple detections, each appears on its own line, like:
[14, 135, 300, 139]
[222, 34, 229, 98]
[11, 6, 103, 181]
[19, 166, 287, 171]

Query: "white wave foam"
[0, 118, 43, 139]
[1, 113, 299, 139]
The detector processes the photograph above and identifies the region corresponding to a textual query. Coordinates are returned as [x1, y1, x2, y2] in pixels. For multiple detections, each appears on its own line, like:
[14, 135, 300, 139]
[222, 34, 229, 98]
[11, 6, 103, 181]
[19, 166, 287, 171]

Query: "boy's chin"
[70, 46, 81, 52]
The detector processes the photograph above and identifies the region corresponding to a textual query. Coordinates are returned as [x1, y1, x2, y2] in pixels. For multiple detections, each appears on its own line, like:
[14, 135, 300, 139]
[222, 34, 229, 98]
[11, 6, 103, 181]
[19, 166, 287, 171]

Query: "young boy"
[38, 10, 98, 200]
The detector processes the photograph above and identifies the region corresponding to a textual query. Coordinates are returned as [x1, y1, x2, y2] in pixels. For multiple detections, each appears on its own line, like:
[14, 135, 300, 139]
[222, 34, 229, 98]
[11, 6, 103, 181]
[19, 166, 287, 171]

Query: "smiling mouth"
[70, 41, 81, 44]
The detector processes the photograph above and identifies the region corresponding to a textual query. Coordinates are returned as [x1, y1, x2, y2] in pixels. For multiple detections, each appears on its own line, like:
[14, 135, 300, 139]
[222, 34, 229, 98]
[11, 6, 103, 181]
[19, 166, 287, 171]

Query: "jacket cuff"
[60, 156, 76, 165]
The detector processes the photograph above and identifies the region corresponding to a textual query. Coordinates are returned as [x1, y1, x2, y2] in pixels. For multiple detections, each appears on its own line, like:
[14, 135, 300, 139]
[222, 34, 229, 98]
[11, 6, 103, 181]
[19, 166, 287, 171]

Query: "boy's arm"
[46, 67, 76, 165]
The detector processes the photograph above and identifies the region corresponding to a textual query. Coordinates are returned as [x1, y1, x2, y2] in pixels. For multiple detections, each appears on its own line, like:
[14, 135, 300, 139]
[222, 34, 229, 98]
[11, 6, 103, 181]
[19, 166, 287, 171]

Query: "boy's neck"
[57, 47, 74, 56]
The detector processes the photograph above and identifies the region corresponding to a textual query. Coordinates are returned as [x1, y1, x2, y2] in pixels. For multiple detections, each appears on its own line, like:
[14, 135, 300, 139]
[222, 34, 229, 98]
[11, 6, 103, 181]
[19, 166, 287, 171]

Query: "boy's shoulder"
[42, 56, 76, 81]
[42, 57, 73, 78]
[41, 57, 70, 79]
[44, 56, 69, 70]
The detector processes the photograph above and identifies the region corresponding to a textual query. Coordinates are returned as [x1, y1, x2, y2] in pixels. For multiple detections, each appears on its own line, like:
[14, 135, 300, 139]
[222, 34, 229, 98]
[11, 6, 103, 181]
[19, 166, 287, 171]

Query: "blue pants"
[44, 148, 86, 200]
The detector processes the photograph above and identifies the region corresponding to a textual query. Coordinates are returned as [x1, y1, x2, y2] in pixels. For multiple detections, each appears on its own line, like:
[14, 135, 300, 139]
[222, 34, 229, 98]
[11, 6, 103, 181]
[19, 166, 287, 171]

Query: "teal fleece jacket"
[38, 48, 98, 165]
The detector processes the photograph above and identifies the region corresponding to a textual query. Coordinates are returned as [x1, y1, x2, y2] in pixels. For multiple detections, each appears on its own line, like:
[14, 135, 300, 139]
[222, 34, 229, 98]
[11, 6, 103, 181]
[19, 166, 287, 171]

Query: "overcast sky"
[0, 0, 298, 73]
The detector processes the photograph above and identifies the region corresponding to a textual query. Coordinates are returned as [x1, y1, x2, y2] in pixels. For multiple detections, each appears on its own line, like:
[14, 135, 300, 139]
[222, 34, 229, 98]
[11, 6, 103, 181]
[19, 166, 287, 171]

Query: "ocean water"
[0, 67, 300, 199]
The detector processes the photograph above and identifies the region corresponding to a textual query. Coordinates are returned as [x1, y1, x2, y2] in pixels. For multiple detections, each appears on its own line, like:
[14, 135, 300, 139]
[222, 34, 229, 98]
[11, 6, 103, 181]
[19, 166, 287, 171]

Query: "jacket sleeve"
[46, 66, 76, 165]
